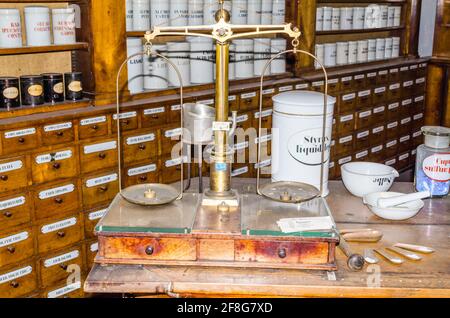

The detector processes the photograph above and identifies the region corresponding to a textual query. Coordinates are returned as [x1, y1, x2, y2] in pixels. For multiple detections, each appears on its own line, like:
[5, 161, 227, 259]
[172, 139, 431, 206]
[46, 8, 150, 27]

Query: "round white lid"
[422, 126, 450, 149]
[167, 41, 190, 50]
[272, 90, 336, 115]
[52, 8, 75, 14]
[24, 6, 50, 13]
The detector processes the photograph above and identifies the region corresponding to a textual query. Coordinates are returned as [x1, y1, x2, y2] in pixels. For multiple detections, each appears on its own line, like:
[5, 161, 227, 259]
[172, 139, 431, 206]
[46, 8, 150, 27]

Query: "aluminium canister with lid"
[384, 37, 393, 59]
[167, 41, 190, 87]
[24, 6, 51, 46]
[0, 8, 22, 48]
[271, 90, 336, 196]
[348, 41, 357, 64]
[42, 73, 64, 103]
[391, 37, 400, 58]
[0, 77, 20, 108]
[324, 43, 337, 67]
[20, 75, 44, 106]
[52, 8, 76, 45]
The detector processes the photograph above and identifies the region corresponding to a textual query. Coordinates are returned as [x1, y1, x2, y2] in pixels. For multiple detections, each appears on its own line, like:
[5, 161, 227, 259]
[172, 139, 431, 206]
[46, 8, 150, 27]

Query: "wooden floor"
[85, 180, 450, 298]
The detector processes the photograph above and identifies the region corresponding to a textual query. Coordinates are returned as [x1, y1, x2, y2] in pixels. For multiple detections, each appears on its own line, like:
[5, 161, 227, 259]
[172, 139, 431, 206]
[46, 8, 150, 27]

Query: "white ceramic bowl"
[341, 162, 399, 197]
[363, 192, 424, 220]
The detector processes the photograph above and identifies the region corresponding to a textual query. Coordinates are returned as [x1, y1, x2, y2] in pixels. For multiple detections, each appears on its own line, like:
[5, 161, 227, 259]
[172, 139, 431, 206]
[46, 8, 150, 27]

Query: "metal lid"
[422, 126, 450, 137]
[20, 75, 43, 80]
[422, 126, 450, 149]
[272, 91, 336, 115]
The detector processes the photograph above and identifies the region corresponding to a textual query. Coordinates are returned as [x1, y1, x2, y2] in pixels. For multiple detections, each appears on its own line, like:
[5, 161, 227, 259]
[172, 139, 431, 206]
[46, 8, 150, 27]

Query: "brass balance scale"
[94, 1, 339, 270]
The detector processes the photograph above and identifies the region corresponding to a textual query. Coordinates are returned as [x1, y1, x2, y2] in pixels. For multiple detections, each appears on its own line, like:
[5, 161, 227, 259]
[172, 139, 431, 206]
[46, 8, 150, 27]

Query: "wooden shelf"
[318, 0, 406, 3]
[317, 26, 404, 36]
[0, 43, 89, 56]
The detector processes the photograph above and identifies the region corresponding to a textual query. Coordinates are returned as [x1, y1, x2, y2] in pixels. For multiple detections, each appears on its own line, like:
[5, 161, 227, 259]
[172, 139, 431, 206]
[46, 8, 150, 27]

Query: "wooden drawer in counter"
[355, 89, 372, 109]
[336, 134, 353, 157]
[326, 78, 340, 94]
[354, 129, 370, 151]
[123, 161, 159, 188]
[235, 112, 252, 132]
[228, 94, 239, 111]
[168, 103, 181, 124]
[354, 148, 370, 162]
[413, 95, 425, 112]
[398, 134, 412, 153]
[400, 66, 412, 81]
[385, 139, 399, 158]
[337, 112, 355, 135]
[111, 111, 138, 133]
[31, 147, 78, 184]
[372, 105, 386, 124]
[0, 262, 37, 298]
[231, 163, 253, 178]
[387, 83, 401, 101]
[328, 161, 336, 180]
[353, 74, 366, 90]
[372, 86, 387, 105]
[82, 172, 119, 208]
[253, 109, 273, 132]
[366, 72, 377, 87]
[397, 151, 411, 170]
[41, 121, 74, 146]
[80, 139, 118, 174]
[0, 156, 28, 192]
[161, 156, 186, 184]
[36, 214, 82, 254]
[1, 127, 39, 155]
[371, 125, 386, 145]
[33, 181, 80, 220]
[78, 115, 109, 140]
[399, 116, 412, 136]
[369, 144, 385, 163]
[417, 63, 427, 77]
[376, 69, 389, 85]
[161, 125, 182, 156]
[142, 105, 167, 127]
[239, 91, 259, 111]
[84, 207, 108, 239]
[388, 68, 400, 82]
[386, 120, 399, 140]
[355, 108, 372, 130]
[340, 76, 353, 92]
[412, 111, 425, 130]
[336, 154, 353, 178]
[0, 225, 34, 269]
[412, 129, 423, 148]
[402, 80, 414, 98]
[123, 130, 158, 164]
[338, 92, 356, 113]
[0, 193, 32, 232]
[386, 101, 400, 121]
[399, 98, 412, 118]
[261, 88, 276, 108]
[310, 80, 325, 93]
[44, 280, 84, 298]
[39, 245, 84, 288]
[415, 76, 426, 93]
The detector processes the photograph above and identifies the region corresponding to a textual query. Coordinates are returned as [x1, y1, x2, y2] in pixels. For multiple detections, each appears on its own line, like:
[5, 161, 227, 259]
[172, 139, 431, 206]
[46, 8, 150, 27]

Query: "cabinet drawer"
[0, 226, 34, 268]
[235, 112, 252, 132]
[386, 120, 399, 139]
[85, 240, 98, 269]
[353, 74, 366, 90]
[398, 134, 412, 153]
[41, 122, 74, 146]
[1, 127, 39, 155]
[387, 102, 400, 121]
[417, 63, 427, 77]
[367, 72, 378, 86]
[100, 236, 197, 261]
[412, 111, 425, 130]
[142, 106, 167, 127]
[123, 131, 158, 164]
[123, 162, 159, 188]
[310, 80, 325, 93]
[397, 152, 410, 169]
[112, 111, 138, 133]
[82, 172, 119, 208]
[388, 83, 401, 101]
[340, 76, 353, 92]
[239, 91, 258, 110]
[328, 161, 336, 180]
[415, 76, 426, 93]
[413, 95, 425, 112]
[255, 156, 272, 178]
[373, 86, 387, 104]
[261, 88, 276, 108]
[37, 215, 82, 254]
[356, 89, 372, 109]
[0, 156, 27, 192]
[399, 98, 412, 118]
[326, 78, 340, 93]
[385, 157, 397, 169]
[161, 156, 186, 184]
[399, 116, 412, 135]
[39, 246, 84, 288]
[231, 163, 253, 178]
[33, 181, 80, 220]
[354, 129, 370, 151]
[44, 280, 84, 298]
[376, 69, 389, 85]
[354, 149, 370, 162]
[78, 115, 109, 140]
[355, 108, 372, 130]
[400, 66, 412, 81]
[0, 263, 37, 298]
[31, 148, 78, 184]
[80, 139, 118, 174]
[372, 105, 386, 123]
[161, 125, 181, 155]
[338, 92, 356, 113]
[0, 193, 32, 231]
[402, 80, 414, 98]
[385, 139, 399, 158]
[370, 144, 385, 163]
[168, 103, 181, 124]
[412, 129, 423, 147]
[371, 125, 386, 145]
[336, 134, 353, 156]
[84, 207, 108, 239]
[337, 112, 355, 134]
[253, 109, 273, 132]
[388, 68, 400, 82]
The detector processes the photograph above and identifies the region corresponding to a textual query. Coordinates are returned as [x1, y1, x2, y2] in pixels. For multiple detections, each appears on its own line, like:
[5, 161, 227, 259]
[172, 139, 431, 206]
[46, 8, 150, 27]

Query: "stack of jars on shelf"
[0, 6, 77, 48]
[126, 37, 287, 94]
[127, 0, 286, 31]
[316, 4, 402, 31]
[0, 72, 83, 109]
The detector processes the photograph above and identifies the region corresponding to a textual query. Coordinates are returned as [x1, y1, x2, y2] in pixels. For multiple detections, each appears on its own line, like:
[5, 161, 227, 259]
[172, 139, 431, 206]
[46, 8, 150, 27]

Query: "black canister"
[42, 73, 64, 103]
[20, 75, 44, 106]
[64, 72, 83, 101]
[0, 77, 20, 109]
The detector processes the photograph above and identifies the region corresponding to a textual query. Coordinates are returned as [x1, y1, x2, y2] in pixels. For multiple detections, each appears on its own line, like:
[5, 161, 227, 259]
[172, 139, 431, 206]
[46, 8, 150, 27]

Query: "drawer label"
[416, 77, 425, 84]
[415, 95, 424, 102]
[4, 128, 36, 139]
[44, 250, 80, 268]
[254, 109, 272, 118]
[234, 141, 249, 151]
[164, 127, 182, 138]
[48, 281, 81, 298]
[212, 121, 231, 132]
[387, 121, 398, 129]
[372, 126, 384, 134]
[386, 158, 396, 166]
[80, 116, 107, 126]
[236, 114, 249, 123]
[262, 88, 275, 95]
[354, 74, 365, 80]
[389, 83, 400, 90]
[340, 114, 354, 122]
[399, 153, 409, 160]
[358, 90, 371, 97]
[0, 231, 29, 248]
[35, 150, 72, 164]
[279, 85, 293, 92]
[295, 83, 309, 90]
[400, 66, 409, 72]
[356, 150, 369, 159]
[41, 217, 77, 234]
[231, 166, 249, 177]
[199, 99, 214, 105]
[39, 184, 74, 200]
[84, 141, 117, 154]
[0, 266, 32, 284]
[113, 111, 137, 120]
[371, 145, 383, 153]
[390, 68, 399, 73]
[88, 208, 108, 221]
[328, 78, 339, 84]
[144, 107, 165, 115]
[367, 72, 376, 78]
[127, 164, 157, 176]
[400, 135, 411, 142]
[359, 110, 372, 118]
[312, 81, 324, 87]
[379, 70, 388, 75]
[374, 87, 386, 94]
[255, 159, 271, 169]
[386, 140, 398, 148]
[44, 122, 72, 132]
[342, 93, 355, 101]
[413, 131, 422, 138]
[241, 92, 256, 99]
[165, 156, 186, 167]
[402, 99, 412, 106]
[86, 173, 118, 188]
[419, 63, 427, 68]
[0, 196, 25, 210]
[255, 134, 272, 144]
[401, 117, 412, 124]
[90, 242, 99, 252]
[357, 130, 369, 139]
[339, 135, 353, 144]
[411, 149, 417, 155]
[414, 113, 424, 120]
[339, 156, 352, 165]
[171, 104, 181, 111]
[228, 95, 236, 101]
[373, 106, 385, 114]
[0, 160, 23, 173]
[341, 76, 352, 82]
[126, 133, 155, 145]
[329, 161, 335, 169]
[410, 64, 418, 70]
[403, 81, 413, 87]
[388, 102, 399, 110]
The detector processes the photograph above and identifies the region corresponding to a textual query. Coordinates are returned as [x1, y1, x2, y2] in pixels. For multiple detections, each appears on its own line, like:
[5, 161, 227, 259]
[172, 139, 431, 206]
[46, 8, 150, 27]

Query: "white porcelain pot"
[348, 41, 357, 64]
[234, 39, 254, 78]
[379, 5, 388, 28]
[231, 0, 247, 24]
[52, 8, 76, 45]
[392, 37, 400, 58]
[387, 6, 395, 27]
[270, 38, 286, 74]
[339, 7, 353, 30]
[324, 43, 337, 67]
[367, 39, 377, 61]
[261, 0, 273, 24]
[336, 41, 349, 66]
[357, 40, 368, 63]
[189, 36, 213, 84]
[314, 44, 324, 69]
[375, 38, 385, 60]
[0, 8, 22, 48]
[188, 0, 204, 25]
[272, 0, 285, 24]
[143, 44, 168, 90]
[384, 37, 393, 59]
[254, 38, 271, 76]
[126, 37, 144, 94]
[248, 0, 262, 25]
[363, 192, 424, 220]
[170, 0, 189, 26]
[352, 7, 365, 30]
[167, 41, 190, 87]
[24, 6, 51, 46]
[132, 0, 150, 31]
[322, 7, 332, 31]
[331, 8, 340, 30]
[316, 7, 324, 31]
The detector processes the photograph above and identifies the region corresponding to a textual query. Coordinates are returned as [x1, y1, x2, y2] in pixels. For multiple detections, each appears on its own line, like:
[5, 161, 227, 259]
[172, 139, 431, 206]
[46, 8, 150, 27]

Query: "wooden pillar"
[296, 0, 316, 73]
[425, 64, 445, 125]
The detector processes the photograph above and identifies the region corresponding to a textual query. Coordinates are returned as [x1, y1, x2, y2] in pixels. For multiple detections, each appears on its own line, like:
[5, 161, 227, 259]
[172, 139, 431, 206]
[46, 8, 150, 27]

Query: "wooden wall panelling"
[296, 0, 316, 71]
[425, 64, 444, 125]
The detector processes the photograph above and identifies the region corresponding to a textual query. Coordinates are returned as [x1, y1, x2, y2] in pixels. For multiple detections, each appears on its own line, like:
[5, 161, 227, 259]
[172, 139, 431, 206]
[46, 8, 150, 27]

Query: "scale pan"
[120, 184, 180, 206]
[259, 181, 320, 204]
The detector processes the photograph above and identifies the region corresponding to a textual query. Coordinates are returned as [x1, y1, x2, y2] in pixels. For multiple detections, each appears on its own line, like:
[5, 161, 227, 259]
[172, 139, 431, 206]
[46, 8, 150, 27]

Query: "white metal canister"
[339, 7, 353, 30]
[126, 0, 133, 31]
[375, 38, 385, 60]
[379, 5, 388, 28]
[270, 38, 286, 74]
[384, 37, 393, 59]
[0, 9, 22, 48]
[272, 0, 285, 24]
[271, 91, 336, 196]
[387, 6, 395, 27]
[254, 38, 271, 76]
[229, 43, 236, 80]
[261, 0, 273, 24]
[352, 7, 365, 30]
[331, 8, 340, 30]
[357, 40, 368, 63]
[203, 0, 218, 25]
[316, 7, 324, 31]
[336, 41, 349, 66]
[367, 39, 377, 61]
[314, 44, 324, 69]
[132, 0, 150, 31]
[391, 37, 400, 58]
[143, 44, 168, 90]
[24, 6, 51, 46]
[393, 6, 401, 26]
[167, 41, 190, 87]
[248, 0, 262, 25]
[126, 37, 144, 94]
[234, 39, 254, 78]
[348, 41, 357, 64]
[189, 36, 213, 84]
[188, 0, 204, 25]
[52, 8, 76, 45]
[324, 43, 337, 67]
[170, 0, 188, 26]
[151, 0, 169, 27]
[322, 7, 332, 31]
[231, 0, 248, 24]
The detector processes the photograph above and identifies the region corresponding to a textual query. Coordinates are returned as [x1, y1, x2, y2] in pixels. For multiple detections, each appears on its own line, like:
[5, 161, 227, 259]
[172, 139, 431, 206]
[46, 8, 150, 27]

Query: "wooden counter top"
[84, 180, 450, 298]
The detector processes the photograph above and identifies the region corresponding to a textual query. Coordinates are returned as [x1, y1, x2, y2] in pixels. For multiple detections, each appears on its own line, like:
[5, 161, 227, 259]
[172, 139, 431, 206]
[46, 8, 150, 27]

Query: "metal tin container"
[64, 72, 83, 100]
[0, 77, 20, 108]
[20, 75, 44, 106]
[42, 73, 64, 103]
[182, 103, 215, 145]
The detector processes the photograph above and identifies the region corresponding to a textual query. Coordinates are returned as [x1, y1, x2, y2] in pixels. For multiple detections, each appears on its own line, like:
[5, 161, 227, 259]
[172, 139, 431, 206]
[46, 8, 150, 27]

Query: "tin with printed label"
[20, 75, 44, 106]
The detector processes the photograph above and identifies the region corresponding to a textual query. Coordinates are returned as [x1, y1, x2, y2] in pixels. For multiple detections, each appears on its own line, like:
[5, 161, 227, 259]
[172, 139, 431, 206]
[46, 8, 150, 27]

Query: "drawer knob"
[52, 163, 61, 169]
[278, 248, 287, 259]
[18, 137, 25, 144]
[139, 176, 148, 182]
[60, 264, 68, 271]
[10, 281, 19, 289]
[7, 246, 15, 254]
[138, 144, 146, 150]
[56, 131, 64, 137]
[3, 211, 12, 218]
[91, 125, 99, 131]
[0, 175, 8, 181]
[57, 231, 66, 238]
[98, 153, 106, 159]
[54, 197, 64, 204]
[99, 186, 108, 192]
[145, 246, 154, 255]
[122, 119, 130, 125]
[151, 115, 159, 119]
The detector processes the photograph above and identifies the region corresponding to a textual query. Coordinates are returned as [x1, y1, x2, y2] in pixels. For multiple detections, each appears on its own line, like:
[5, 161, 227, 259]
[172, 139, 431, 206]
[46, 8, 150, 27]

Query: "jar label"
[127, 164, 156, 176]
[68, 81, 82, 92]
[80, 116, 106, 126]
[287, 127, 331, 165]
[28, 84, 43, 97]
[422, 154, 450, 182]
[3, 87, 19, 99]
[279, 85, 293, 92]
[53, 82, 64, 94]
[356, 150, 368, 159]
[386, 140, 398, 148]
[374, 106, 385, 113]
